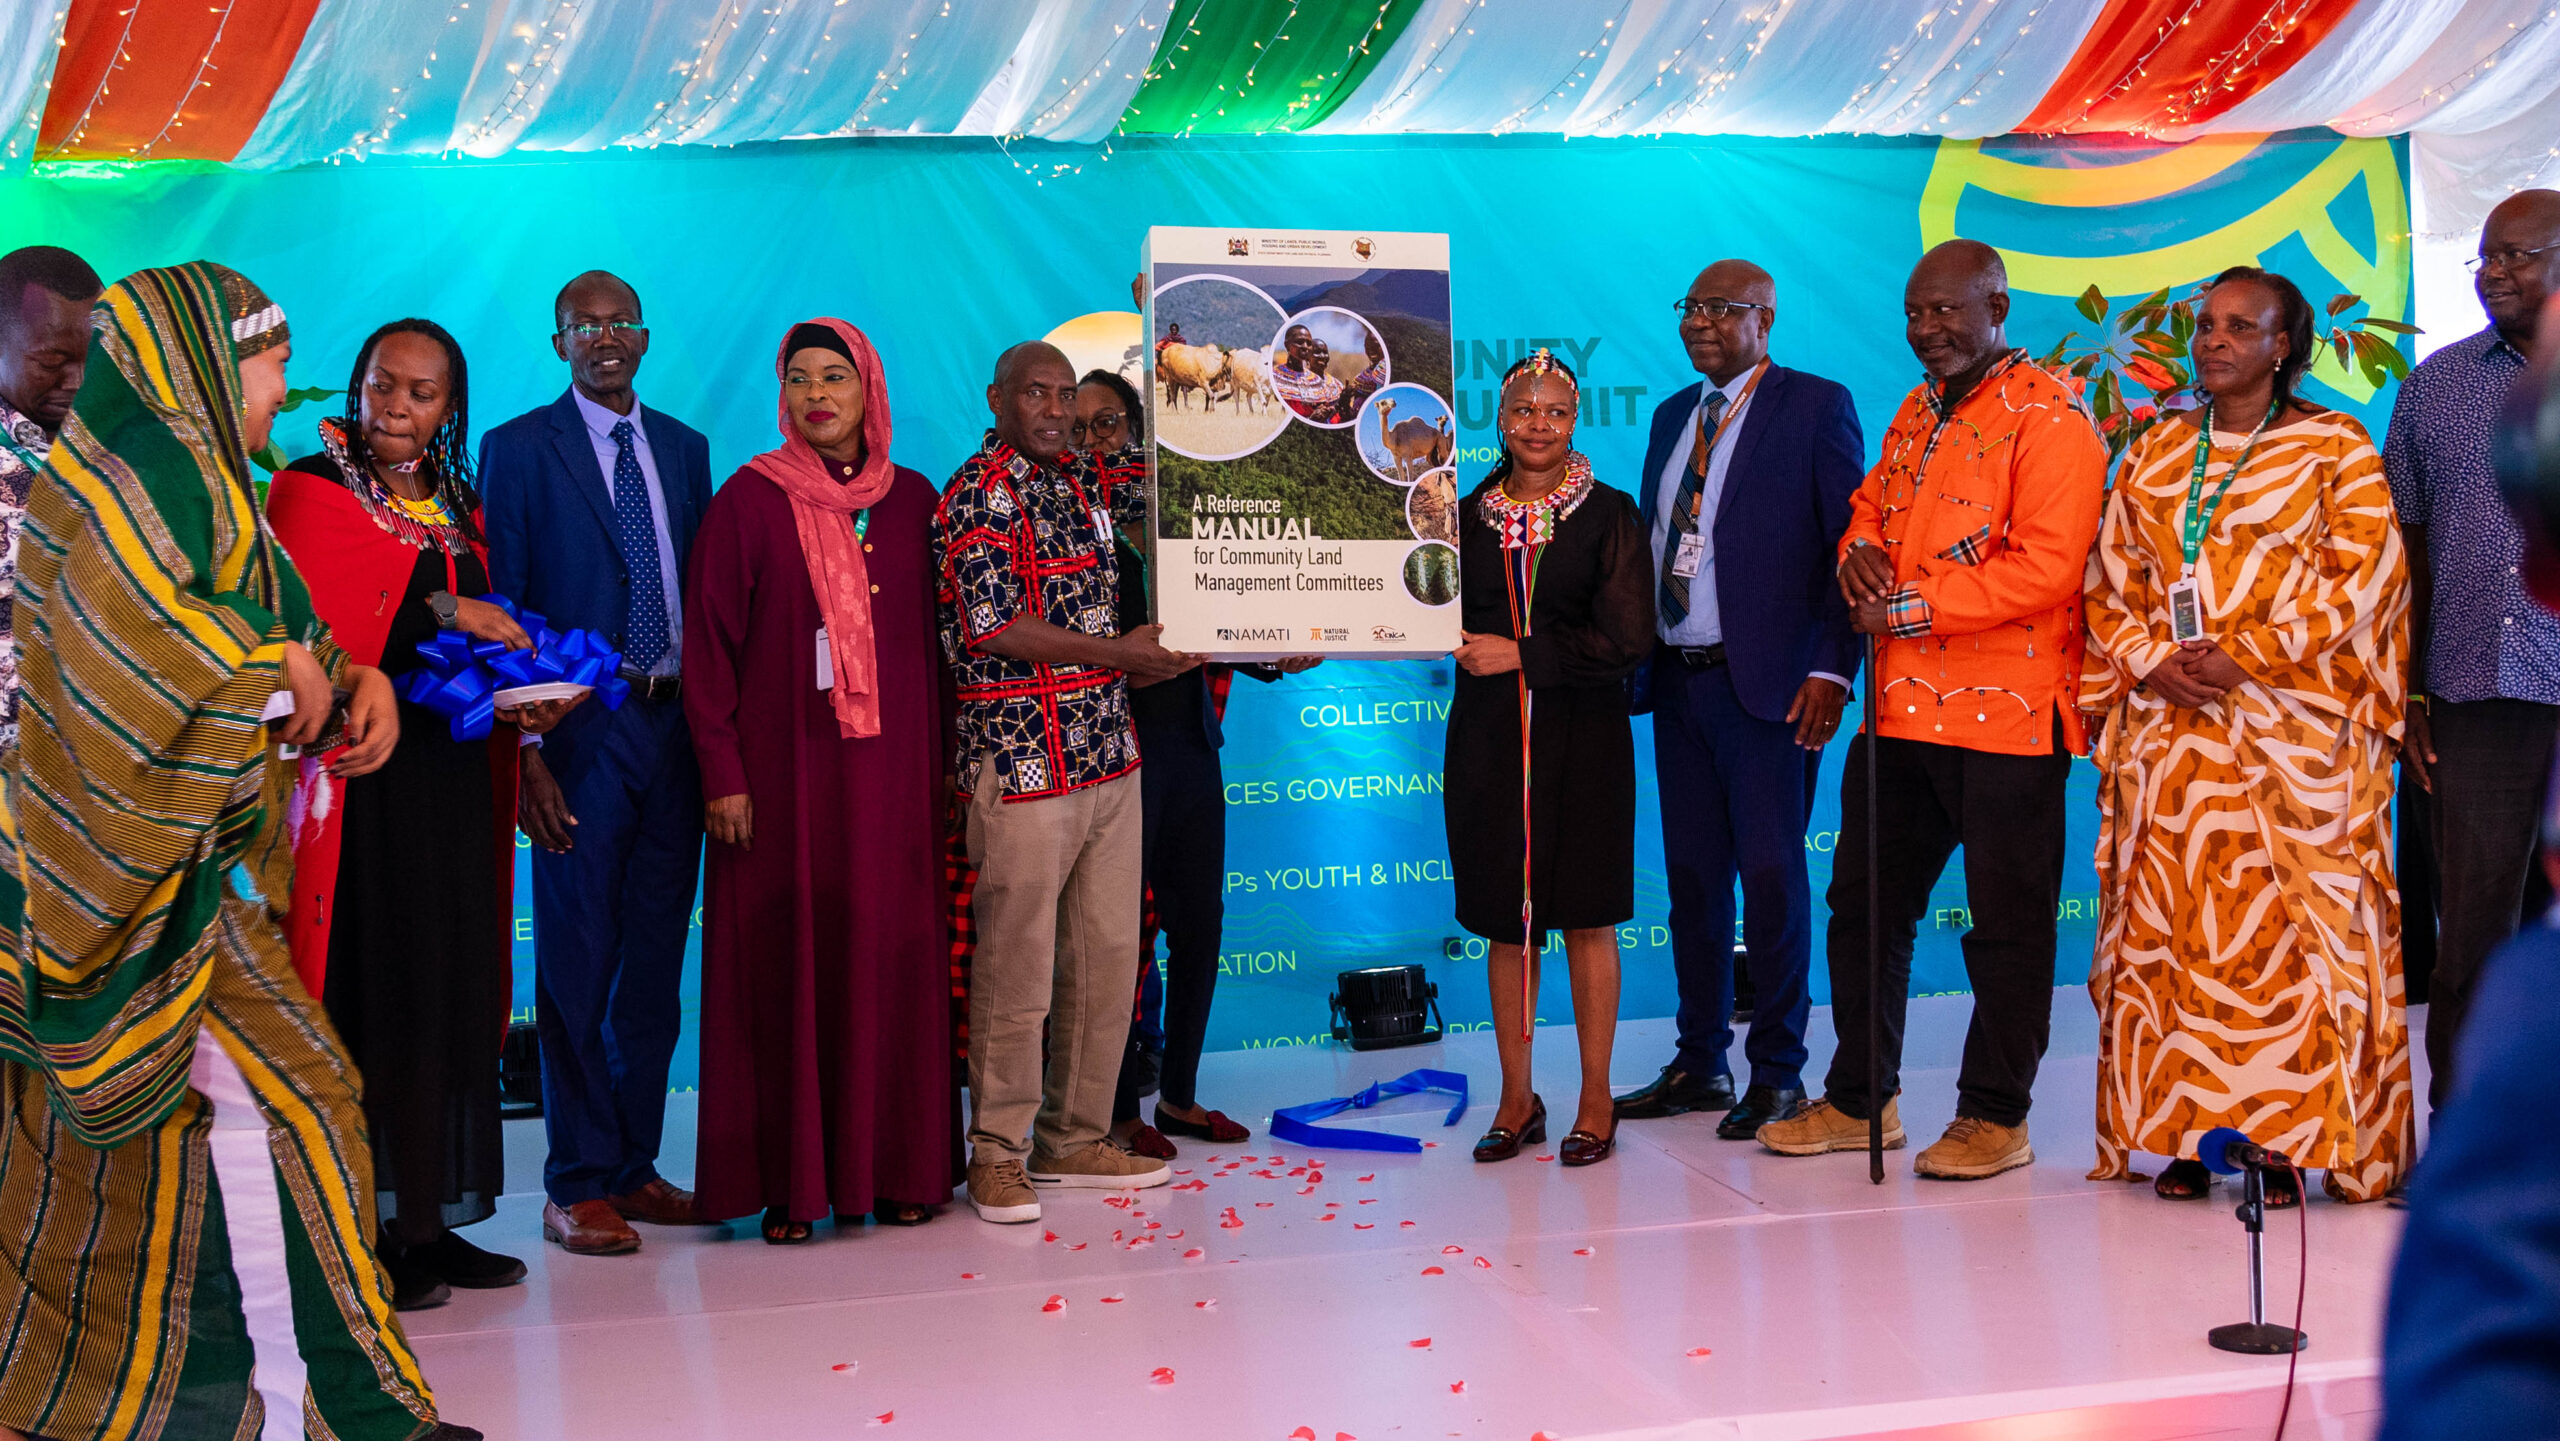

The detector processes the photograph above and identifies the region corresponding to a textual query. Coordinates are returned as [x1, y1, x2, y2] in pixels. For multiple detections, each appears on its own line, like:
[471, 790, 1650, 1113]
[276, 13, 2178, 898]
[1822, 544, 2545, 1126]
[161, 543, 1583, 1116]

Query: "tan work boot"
[1027, 1139, 1172, 1190]
[1756, 1095, 1904, 1155]
[967, 1158, 1042, 1223]
[1914, 1116, 2033, 1179]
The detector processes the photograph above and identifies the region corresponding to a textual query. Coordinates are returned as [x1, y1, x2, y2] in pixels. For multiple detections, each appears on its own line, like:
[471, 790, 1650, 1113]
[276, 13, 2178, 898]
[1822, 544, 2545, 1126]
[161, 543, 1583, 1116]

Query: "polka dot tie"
[610, 419, 670, 670]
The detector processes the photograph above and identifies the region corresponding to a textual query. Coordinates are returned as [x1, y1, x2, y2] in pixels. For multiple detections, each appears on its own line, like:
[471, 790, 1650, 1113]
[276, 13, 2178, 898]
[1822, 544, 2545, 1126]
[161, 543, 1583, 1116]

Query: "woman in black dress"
[1446, 350, 1653, 1168]
[269, 321, 576, 1308]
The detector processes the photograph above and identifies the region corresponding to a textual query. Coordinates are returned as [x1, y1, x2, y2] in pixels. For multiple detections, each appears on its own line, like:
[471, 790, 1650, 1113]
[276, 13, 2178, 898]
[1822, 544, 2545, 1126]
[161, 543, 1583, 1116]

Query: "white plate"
[493, 682, 591, 708]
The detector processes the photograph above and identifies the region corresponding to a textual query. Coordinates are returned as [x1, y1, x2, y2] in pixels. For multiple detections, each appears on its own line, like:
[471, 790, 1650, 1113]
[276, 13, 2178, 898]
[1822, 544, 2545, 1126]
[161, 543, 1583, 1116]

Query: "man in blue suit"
[480, 270, 713, 1256]
[1613, 259, 1864, 1139]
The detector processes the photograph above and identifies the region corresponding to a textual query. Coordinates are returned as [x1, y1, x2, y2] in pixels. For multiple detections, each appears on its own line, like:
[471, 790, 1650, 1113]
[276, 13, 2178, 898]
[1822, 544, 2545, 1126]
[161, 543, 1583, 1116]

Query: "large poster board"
[1142, 226, 1459, 661]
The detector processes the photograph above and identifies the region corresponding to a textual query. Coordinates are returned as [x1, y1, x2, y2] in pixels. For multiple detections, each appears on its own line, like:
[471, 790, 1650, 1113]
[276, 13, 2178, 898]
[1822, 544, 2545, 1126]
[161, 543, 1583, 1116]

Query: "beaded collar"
[1477, 452, 1595, 550]
[319, 416, 474, 554]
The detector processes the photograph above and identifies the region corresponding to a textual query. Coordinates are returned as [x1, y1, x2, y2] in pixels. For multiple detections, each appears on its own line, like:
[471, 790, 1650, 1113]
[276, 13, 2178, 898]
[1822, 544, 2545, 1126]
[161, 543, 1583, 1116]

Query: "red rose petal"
[1534, 1154, 1555, 1163]
[1572, 1248, 1593, 1257]
[1399, 1220, 1416, 1229]
[1354, 1223, 1375, 1230]
[1473, 1256, 1492, 1269]
[1443, 1245, 1465, 1254]
[960, 1271, 983, 1279]
[1254, 1201, 1275, 1208]
[1317, 1213, 1337, 1222]
[870, 1412, 893, 1426]
[1289, 1429, 1315, 1441]
[1041, 1295, 1067, 1313]
[1183, 1247, 1206, 1259]
[1686, 1347, 1714, 1358]
[1358, 1174, 1375, 1183]
[1172, 1169, 1192, 1175]
[1420, 1266, 1444, 1275]
[831, 1363, 857, 1373]
[1408, 1337, 1431, 1348]
[1450, 1380, 1466, 1394]
[1067, 1243, 1088, 1252]
[1195, 1298, 1217, 1309]
[1149, 1366, 1176, 1386]
[1042, 1230, 1058, 1243]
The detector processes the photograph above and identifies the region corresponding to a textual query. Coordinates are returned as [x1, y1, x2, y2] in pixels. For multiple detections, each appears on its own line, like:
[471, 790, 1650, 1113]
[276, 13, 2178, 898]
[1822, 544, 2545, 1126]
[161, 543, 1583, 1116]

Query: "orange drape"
[2021, 0, 2361, 135]
[39, 0, 324, 162]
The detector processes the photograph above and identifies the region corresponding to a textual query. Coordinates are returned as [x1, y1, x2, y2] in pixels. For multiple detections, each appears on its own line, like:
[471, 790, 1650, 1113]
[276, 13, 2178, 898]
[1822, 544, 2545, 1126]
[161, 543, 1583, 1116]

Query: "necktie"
[1660, 390, 1726, 627]
[610, 419, 670, 670]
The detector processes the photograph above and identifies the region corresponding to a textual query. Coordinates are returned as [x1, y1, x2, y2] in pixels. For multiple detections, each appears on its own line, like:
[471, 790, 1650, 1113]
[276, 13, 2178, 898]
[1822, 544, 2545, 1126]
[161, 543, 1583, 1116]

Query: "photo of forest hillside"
[1157, 423, 1410, 541]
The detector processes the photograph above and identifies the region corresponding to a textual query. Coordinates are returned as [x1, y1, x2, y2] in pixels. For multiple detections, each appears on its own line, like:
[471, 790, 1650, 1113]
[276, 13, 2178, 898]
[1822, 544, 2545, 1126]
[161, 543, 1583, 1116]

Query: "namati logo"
[1223, 626, 1292, 642]
[1354, 236, 1375, 260]
[1227, 236, 1250, 256]
[1371, 625, 1406, 642]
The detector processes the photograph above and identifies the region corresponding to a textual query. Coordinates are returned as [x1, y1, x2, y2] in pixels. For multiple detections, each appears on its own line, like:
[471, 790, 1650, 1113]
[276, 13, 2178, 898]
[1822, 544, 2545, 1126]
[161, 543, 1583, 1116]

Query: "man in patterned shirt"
[938, 341, 1196, 1223]
[2391, 188, 2560, 1123]
[0, 245, 101, 752]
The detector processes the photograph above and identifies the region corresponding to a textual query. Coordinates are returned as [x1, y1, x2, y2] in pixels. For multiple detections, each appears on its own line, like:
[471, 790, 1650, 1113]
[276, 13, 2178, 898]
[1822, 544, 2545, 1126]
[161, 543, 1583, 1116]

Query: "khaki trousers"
[965, 763, 1143, 1164]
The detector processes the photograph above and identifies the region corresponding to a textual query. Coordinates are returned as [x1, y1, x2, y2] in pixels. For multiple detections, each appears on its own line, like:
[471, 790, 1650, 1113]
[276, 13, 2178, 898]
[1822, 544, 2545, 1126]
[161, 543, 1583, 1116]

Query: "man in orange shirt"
[1758, 240, 2105, 1180]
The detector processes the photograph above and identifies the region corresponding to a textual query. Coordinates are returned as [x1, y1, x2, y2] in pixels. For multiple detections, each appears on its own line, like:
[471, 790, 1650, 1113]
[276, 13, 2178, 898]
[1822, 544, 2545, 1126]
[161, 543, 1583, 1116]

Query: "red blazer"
[264, 465, 520, 998]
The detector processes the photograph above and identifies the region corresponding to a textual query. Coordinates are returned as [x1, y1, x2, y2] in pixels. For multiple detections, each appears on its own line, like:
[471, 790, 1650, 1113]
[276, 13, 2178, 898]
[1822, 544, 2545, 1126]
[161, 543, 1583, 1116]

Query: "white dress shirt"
[571, 388, 684, 676]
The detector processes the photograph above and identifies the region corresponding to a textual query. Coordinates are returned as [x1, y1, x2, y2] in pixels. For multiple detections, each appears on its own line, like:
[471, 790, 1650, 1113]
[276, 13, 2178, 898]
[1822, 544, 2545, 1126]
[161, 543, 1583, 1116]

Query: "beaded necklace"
[319, 416, 474, 554]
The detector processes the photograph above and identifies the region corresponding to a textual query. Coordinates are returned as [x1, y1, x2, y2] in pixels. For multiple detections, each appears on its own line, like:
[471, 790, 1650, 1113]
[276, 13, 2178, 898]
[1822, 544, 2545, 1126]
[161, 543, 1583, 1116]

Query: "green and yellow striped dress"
[0, 264, 447, 1440]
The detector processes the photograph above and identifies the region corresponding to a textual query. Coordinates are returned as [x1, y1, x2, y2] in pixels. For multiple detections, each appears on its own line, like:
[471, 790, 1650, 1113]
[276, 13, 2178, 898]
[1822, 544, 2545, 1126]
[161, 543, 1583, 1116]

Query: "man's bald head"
[988, 341, 1078, 461]
[2479, 189, 2560, 344]
[1904, 239, 2011, 386]
[554, 269, 641, 330]
[1680, 259, 1777, 384]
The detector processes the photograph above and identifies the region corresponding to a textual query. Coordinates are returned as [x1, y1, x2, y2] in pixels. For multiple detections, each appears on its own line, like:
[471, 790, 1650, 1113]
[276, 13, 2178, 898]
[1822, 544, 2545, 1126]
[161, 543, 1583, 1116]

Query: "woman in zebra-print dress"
[2081, 267, 2415, 1206]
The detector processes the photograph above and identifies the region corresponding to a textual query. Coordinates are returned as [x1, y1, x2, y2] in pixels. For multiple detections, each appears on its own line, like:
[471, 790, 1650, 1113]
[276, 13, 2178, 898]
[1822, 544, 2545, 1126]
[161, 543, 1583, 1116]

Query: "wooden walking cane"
[1865, 632, 1884, 1185]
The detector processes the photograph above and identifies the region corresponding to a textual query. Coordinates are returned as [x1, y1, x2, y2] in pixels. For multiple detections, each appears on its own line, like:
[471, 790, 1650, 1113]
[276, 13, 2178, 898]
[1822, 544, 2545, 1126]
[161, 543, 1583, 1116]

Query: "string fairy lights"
[3, 4, 73, 164]
[132, 0, 240, 160]
[45, 0, 146, 157]
[2350, 3, 2560, 135]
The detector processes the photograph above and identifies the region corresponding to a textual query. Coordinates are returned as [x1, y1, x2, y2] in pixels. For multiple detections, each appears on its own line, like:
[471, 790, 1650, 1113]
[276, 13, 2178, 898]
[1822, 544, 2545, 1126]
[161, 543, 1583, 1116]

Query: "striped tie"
[1659, 390, 1725, 627]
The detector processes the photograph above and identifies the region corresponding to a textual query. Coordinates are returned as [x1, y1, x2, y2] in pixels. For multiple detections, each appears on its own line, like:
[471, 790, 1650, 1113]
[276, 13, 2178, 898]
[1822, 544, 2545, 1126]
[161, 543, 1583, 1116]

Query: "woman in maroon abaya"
[684, 318, 957, 1243]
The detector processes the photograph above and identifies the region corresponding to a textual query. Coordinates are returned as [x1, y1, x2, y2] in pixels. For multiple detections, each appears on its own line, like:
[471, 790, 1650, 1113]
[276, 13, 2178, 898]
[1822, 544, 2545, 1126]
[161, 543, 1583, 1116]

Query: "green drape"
[1119, 0, 1424, 135]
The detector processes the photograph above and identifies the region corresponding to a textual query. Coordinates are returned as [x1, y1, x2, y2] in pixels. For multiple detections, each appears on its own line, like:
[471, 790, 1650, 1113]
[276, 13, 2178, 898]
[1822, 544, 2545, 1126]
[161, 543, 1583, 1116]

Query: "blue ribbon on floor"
[1268, 1069, 1470, 1153]
[400, 595, 629, 741]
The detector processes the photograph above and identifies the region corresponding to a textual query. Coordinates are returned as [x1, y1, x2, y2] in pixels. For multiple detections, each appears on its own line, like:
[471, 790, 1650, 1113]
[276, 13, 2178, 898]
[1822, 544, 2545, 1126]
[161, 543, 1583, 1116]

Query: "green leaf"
[249, 439, 288, 474]
[2359, 317, 2421, 335]
[2326, 293, 2358, 318]
[2134, 331, 2184, 358]
[276, 385, 342, 415]
[2039, 334, 2076, 366]
[2076, 285, 2107, 324]
[2170, 304, 2196, 344]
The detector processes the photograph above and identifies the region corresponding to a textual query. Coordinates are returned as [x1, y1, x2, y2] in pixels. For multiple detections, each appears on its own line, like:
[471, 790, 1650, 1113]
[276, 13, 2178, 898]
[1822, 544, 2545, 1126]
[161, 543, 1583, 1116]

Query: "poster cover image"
[1143, 226, 1458, 660]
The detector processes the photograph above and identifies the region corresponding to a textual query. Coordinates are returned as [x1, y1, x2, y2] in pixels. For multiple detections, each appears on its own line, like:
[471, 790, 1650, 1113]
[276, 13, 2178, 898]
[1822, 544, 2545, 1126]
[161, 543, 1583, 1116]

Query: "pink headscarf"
[747, 317, 896, 739]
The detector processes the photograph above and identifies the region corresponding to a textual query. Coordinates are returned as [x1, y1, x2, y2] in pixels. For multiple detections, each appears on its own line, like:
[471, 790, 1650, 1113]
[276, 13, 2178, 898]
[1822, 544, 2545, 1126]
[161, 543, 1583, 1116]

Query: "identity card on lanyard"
[2166, 400, 2278, 642]
[1672, 363, 1769, 580]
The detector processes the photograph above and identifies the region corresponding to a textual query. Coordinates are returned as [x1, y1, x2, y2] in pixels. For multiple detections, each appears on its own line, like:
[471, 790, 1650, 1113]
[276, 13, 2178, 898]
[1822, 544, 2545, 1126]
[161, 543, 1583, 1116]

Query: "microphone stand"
[1864, 632, 1883, 1185]
[2208, 1162, 2307, 1354]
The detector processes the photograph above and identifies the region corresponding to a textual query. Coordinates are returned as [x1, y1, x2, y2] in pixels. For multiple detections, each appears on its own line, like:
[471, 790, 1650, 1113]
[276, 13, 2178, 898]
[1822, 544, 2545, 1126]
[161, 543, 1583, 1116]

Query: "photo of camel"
[1151, 273, 1290, 461]
[1405, 466, 1459, 544]
[1356, 383, 1453, 486]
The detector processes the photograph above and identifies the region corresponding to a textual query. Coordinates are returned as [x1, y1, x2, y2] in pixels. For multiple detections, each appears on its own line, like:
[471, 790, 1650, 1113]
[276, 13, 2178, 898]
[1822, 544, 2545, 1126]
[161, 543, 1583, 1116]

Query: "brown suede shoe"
[542, 1199, 640, 1255]
[609, 1177, 710, 1225]
[1756, 1095, 1904, 1156]
[1913, 1116, 2033, 1180]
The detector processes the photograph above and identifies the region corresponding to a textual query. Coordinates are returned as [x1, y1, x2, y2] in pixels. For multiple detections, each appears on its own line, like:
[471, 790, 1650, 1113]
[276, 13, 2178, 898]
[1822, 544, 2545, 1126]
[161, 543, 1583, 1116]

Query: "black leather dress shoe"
[1611, 1067, 1737, 1120]
[1715, 1085, 1807, 1139]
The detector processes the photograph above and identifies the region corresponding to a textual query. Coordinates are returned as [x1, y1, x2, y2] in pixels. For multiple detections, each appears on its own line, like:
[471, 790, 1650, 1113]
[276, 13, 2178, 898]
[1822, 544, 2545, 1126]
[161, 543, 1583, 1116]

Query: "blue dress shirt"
[571, 388, 684, 676]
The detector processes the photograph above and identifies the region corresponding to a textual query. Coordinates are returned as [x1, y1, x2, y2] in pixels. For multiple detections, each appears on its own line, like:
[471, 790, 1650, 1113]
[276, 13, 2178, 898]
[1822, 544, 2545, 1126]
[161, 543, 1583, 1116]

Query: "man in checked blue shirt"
[2388, 188, 2560, 1124]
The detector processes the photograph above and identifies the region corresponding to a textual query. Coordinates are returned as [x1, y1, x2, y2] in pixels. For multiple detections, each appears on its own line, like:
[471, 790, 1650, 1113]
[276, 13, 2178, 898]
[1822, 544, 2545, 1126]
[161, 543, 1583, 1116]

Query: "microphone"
[2196, 1126, 2280, 1176]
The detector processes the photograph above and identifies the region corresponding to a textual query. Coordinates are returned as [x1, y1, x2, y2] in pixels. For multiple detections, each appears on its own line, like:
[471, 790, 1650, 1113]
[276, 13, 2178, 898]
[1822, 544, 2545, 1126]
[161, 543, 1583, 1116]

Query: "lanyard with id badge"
[814, 508, 873, 690]
[2166, 399, 2280, 643]
[1671, 363, 1768, 581]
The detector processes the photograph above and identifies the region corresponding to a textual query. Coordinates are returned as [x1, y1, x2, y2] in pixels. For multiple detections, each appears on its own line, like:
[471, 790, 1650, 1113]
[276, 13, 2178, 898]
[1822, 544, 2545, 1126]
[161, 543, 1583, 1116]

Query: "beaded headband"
[1503, 346, 1579, 394]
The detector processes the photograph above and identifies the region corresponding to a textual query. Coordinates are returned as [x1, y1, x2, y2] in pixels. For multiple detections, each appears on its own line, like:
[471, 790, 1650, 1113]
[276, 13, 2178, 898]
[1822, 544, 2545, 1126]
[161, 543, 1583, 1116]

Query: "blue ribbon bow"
[398, 594, 629, 741]
[1268, 1069, 1470, 1153]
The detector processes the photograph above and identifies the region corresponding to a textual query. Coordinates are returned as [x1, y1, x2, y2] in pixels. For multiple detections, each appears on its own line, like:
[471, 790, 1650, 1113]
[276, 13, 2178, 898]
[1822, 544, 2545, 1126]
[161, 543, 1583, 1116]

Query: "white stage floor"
[421, 992, 2419, 1440]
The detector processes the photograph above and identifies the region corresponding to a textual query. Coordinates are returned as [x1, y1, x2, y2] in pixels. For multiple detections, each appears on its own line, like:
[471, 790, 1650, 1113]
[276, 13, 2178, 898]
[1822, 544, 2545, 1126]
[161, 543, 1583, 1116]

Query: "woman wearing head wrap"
[267, 319, 579, 1309]
[0, 264, 477, 1439]
[682, 319, 958, 1244]
[1444, 350, 1655, 1170]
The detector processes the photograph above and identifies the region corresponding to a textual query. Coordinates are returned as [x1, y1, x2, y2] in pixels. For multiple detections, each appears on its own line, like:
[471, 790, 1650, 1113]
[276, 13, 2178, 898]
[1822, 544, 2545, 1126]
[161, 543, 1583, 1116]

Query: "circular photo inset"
[1403, 542, 1459, 607]
[1152, 274, 1290, 461]
[1272, 305, 1388, 428]
[1406, 467, 1459, 544]
[1358, 382, 1452, 486]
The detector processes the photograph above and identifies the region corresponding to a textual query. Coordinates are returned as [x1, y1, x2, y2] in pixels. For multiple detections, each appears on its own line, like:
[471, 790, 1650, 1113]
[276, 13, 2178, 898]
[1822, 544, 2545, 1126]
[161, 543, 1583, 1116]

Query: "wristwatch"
[427, 590, 461, 629]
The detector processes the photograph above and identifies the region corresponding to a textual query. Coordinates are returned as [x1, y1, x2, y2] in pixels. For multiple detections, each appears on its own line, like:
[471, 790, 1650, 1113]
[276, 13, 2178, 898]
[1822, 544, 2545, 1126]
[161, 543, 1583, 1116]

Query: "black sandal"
[870, 1199, 935, 1227]
[1473, 1095, 1546, 1163]
[2154, 1159, 2212, 1200]
[2262, 1167, 2302, 1210]
[1559, 1125, 1616, 1167]
[761, 1207, 813, 1245]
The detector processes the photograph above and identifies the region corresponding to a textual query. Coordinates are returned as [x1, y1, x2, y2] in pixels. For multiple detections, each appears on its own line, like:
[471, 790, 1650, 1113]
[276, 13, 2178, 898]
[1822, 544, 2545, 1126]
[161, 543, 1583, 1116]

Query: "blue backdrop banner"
[0, 129, 2410, 1088]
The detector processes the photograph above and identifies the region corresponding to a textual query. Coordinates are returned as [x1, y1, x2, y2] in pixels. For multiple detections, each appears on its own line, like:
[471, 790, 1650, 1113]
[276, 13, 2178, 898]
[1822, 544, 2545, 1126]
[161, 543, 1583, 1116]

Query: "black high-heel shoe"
[1559, 1124, 1616, 1167]
[1474, 1096, 1546, 1163]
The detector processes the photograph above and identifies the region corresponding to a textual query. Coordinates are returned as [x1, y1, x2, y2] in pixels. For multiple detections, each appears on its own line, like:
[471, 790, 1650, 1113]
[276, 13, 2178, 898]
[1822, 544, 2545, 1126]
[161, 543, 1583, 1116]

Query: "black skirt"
[1443, 474, 1655, 945]
[323, 543, 508, 1234]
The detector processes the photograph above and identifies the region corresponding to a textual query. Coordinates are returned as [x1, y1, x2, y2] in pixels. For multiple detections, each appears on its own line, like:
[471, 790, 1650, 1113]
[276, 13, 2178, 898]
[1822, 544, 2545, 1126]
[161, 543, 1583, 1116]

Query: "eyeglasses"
[1673, 297, 1772, 321]
[1071, 412, 1128, 443]
[2466, 243, 2559, 274]
[559, 321, 647, 340]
